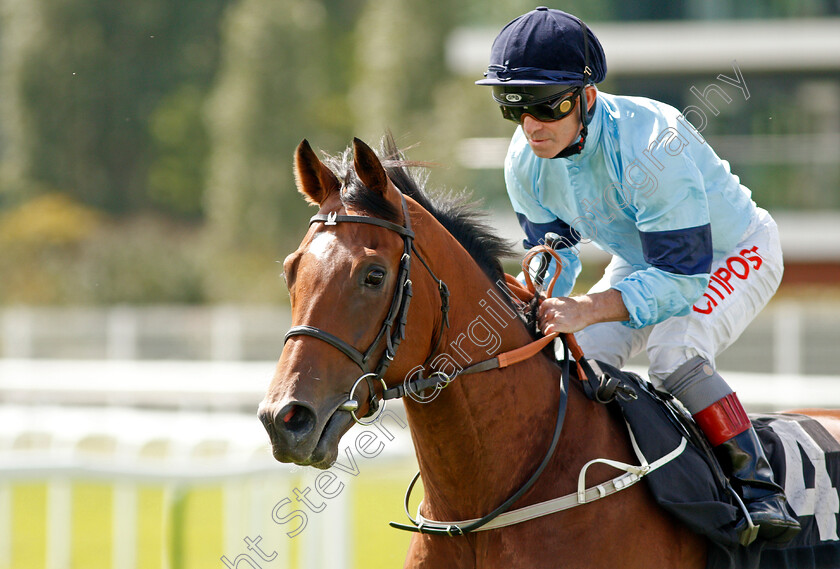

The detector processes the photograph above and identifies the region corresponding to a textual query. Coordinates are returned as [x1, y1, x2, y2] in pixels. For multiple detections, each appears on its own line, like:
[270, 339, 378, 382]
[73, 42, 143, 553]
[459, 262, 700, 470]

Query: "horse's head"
[259, 137, 434, 469]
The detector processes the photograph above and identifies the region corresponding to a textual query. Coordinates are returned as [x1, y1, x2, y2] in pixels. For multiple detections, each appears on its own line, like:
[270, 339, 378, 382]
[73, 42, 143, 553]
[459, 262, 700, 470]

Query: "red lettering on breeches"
[692, 246, 763, 315]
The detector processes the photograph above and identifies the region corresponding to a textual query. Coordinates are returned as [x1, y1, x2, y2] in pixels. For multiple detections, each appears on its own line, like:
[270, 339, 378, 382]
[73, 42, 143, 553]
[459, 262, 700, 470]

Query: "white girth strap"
[414, 423, 688, 532]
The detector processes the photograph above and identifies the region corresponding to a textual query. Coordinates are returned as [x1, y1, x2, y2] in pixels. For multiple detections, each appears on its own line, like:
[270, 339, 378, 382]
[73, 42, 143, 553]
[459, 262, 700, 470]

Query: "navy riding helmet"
[476, 7, 607, 158]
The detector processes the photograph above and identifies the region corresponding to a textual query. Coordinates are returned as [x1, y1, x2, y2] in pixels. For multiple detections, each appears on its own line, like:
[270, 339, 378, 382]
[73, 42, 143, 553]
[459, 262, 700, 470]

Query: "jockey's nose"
[521, 114, 544, 132]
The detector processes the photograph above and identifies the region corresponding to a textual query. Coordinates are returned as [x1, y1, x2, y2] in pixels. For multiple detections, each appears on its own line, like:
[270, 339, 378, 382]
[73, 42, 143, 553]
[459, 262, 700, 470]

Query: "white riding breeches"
[570, 208, 783, 390]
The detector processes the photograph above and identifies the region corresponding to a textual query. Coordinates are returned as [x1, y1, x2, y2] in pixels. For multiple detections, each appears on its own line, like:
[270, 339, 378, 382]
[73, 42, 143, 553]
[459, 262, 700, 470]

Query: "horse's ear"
[294, 139, 340, 206]
[352, 137, 390, 198]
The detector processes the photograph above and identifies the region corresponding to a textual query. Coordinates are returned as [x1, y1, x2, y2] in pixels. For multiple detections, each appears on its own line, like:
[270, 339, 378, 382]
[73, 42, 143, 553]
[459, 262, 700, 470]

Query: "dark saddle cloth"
[589, 361, 840, 569]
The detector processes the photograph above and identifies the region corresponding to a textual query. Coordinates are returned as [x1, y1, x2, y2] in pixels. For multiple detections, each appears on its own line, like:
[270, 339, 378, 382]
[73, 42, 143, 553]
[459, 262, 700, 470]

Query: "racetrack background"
[2, 1, 840, 567]
[1, 298, 838, 569]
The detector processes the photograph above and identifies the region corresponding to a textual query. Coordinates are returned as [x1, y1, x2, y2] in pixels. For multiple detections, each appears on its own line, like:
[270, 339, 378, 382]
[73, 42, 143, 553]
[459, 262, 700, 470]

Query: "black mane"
[323, 135, 516, 283]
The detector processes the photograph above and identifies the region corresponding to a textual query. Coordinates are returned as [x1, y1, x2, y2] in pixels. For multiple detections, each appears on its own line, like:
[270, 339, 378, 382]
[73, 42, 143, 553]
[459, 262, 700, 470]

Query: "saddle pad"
[750, 414, 840, 568]
[596, 361, 840, 569]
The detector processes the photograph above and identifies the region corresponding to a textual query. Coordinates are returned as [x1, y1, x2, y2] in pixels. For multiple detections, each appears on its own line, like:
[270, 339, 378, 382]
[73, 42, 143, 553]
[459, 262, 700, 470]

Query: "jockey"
[477, 7, 800, 544]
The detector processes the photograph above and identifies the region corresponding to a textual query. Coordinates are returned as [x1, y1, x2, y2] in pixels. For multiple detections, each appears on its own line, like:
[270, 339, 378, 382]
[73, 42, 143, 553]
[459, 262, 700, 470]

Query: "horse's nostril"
[279, 403, 316, 438]
[283, 408, 296, 423]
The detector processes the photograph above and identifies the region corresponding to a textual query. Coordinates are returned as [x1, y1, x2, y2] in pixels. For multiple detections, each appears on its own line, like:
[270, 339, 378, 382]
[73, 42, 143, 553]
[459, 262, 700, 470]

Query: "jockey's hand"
[538, 289, 631, 335]
[538, 296, 590, 334]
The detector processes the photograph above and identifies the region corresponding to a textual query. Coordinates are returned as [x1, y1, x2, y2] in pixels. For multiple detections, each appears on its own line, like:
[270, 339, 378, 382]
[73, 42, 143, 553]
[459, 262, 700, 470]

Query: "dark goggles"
[493, 85, 582, 123]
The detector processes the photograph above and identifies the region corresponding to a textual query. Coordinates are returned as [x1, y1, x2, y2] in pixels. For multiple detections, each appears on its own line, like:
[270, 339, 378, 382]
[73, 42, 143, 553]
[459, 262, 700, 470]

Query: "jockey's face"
[520, 85, 596, 159]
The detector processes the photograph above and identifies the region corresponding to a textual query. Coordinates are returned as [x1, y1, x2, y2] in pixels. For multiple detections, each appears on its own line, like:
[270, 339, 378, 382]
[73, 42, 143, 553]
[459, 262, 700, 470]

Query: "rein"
[381, 245, 578, 403]
[389, 338, 572, 536]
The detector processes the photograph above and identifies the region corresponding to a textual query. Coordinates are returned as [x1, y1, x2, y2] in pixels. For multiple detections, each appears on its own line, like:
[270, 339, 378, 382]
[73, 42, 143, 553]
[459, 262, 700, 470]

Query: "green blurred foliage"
[0, 193, 205, 303]
[0, 0, 229, 213]
[75, 216, 206, 304]
[0, 0, 837, 304]
[147, 85, 209, 217]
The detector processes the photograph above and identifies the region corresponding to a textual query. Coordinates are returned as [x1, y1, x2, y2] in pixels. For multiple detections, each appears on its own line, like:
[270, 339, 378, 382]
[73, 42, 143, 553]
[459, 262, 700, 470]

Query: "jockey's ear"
[352, 137, 391, 199]
[294, 139, 340, 206]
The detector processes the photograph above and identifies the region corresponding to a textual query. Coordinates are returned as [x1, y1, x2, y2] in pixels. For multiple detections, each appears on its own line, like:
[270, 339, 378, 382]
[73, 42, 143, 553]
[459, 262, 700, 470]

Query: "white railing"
[0, 359, 274, 410]
[0, 397, 416, 569]
[0, 305, 291, 361]
[2, 358, 839, 413]
[2, 354, 840, 569]
[2, 300, 838, 374]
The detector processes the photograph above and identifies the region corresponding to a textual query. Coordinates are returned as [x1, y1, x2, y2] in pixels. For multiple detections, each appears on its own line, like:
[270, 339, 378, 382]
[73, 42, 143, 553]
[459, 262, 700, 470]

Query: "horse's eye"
[364, 268, 386, 287]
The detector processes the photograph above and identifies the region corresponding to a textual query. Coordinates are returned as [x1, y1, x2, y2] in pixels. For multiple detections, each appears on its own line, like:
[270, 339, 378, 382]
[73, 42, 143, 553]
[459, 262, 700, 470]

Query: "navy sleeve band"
[516, 213, 580, 250]
[640, 224, 713, 275]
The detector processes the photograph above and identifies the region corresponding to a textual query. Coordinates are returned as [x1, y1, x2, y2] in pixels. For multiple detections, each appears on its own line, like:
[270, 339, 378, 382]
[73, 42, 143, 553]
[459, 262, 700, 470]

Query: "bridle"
[282, 187, 634, 536]
[283, 191, 450, 422]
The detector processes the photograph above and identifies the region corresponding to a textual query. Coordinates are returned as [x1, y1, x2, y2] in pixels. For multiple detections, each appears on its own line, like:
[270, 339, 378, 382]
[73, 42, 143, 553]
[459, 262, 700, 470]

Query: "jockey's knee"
[658, 356, 734, 415]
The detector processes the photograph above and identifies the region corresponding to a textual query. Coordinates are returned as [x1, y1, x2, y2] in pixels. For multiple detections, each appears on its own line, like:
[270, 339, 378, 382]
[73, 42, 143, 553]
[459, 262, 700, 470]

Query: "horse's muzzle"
[258, 401, 319, 462]
[258, 398, 353, 468]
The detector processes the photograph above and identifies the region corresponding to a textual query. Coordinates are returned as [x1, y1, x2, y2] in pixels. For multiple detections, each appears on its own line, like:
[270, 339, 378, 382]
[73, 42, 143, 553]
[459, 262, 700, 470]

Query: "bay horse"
[259, 135, 840, 568]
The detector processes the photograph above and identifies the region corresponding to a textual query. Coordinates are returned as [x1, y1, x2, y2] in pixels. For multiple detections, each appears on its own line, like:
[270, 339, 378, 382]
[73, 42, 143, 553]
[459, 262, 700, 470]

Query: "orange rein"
[501, 245, 588, 379]
[381, 243, 588, 402]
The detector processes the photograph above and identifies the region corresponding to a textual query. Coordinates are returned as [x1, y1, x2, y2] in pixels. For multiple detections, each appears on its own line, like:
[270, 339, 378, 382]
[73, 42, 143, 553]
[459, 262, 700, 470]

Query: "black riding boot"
[694, 393, 801, 544]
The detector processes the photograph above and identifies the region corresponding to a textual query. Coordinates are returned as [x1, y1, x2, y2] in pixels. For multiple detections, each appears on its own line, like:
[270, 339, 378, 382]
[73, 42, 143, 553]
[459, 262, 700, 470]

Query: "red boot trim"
[692, 392, 751, 447]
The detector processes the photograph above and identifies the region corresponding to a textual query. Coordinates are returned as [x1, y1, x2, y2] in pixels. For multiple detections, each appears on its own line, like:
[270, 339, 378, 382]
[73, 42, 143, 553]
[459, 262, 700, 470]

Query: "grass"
[352, 472, 415, 568]
[10, 483, 46, 569]
[71, 483, 112, 569]
[3, 470, 415, 569]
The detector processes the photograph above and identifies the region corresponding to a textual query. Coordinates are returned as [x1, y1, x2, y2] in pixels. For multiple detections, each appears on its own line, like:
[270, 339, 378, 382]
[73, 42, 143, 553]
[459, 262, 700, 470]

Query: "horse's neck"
[400, 218, 585, 521]
[404, 358, 572, 519]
